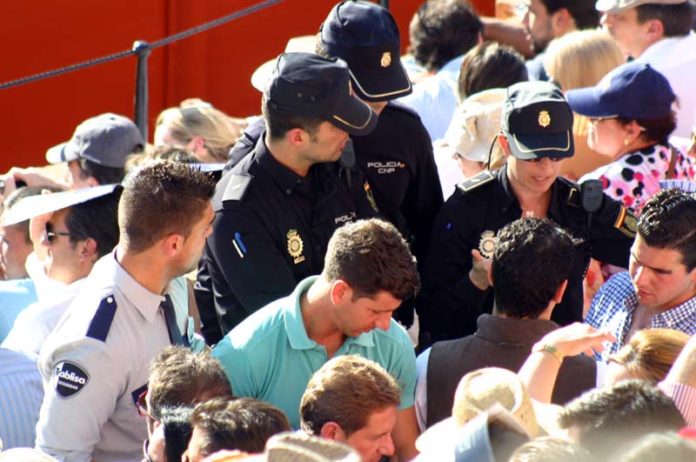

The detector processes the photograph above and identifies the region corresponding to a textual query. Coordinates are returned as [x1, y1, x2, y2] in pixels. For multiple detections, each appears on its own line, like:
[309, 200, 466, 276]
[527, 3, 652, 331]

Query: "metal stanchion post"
[133, 40, 151, 141]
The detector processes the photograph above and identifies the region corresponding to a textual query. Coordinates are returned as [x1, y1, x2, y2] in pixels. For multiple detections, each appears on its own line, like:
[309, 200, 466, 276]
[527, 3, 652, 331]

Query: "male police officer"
[36, 162, 215, 462]
[418, 81, 635, 346]
[211, 3, 443, 331]
[198, 52, 378, 342]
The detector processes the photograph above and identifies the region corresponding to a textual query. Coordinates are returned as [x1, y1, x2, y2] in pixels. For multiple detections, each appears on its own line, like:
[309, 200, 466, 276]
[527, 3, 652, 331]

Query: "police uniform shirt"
[200, 134, 377, 339]
[351, 101, 444, 264]
[36, 251, 189, 462]
[418, 167, 636, 344]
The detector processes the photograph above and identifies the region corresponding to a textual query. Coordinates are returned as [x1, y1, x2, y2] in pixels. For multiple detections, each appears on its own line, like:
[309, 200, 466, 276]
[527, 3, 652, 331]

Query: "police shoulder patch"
[457, 170, 496, 193]
[53, 361, 89, 398]
[222, 174, 253, 202]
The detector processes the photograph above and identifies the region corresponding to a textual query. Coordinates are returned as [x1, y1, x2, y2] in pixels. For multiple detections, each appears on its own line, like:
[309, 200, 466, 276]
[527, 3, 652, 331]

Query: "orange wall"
[0, 0, 493, 171]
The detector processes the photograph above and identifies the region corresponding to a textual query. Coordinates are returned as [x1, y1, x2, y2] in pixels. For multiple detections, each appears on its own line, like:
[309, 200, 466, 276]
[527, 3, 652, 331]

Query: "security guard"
[36, 162, 213, 462]
[198, 53, 379, 342]
[418, 81, 636, 347]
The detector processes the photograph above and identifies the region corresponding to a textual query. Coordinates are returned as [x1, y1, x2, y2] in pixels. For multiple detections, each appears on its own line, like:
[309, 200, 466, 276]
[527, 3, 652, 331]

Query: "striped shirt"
[586, 272, 696, 361]
[0, 348, 43, 448]
[659, 381, 696, 428]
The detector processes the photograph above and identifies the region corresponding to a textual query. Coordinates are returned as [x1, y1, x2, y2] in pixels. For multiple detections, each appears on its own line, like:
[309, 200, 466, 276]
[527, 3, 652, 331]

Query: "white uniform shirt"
[36, 250, 188, 462]
[636, 32, 696, 139]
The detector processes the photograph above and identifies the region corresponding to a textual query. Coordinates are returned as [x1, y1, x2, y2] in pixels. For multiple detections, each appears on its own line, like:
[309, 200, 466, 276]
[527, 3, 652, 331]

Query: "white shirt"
[398, 56, 465, 142]
[2, 279, 85, 360]
[25, 252, 71, 304]
[636, 32, 696, 138]
[36, 250, 189, 462]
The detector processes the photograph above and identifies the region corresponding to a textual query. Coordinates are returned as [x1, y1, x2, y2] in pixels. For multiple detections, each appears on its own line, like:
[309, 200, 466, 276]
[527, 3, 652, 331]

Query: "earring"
[624, 138, 630, 147]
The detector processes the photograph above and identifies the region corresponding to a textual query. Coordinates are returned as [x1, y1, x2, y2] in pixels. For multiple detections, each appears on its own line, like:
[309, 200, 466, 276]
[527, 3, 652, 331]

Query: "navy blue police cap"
[319, 0, 412, 102]
[501, 81, 574, 160]
[565, 62, 675, 120]
[265, 52, 377, 136]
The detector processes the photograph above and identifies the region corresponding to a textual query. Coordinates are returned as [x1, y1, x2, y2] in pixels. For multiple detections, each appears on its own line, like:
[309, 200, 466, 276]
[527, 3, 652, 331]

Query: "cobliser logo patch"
[53, 361, 90, 397]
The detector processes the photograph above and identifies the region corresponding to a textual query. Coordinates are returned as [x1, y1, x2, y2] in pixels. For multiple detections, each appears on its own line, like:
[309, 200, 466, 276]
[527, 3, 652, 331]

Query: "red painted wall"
[0, 0, 493, 171]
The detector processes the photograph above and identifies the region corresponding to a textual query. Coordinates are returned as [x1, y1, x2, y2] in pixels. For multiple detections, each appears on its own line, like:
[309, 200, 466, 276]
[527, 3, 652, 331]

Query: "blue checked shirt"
[586, 272, 696, 361]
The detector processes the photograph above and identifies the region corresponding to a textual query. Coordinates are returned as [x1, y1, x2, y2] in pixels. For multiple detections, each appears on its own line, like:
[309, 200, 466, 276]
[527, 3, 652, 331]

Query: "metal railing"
[0, 0, 286, 140]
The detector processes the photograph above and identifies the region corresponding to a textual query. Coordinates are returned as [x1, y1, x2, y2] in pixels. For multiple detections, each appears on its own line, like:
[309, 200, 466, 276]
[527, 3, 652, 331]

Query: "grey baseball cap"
[595, 0, 686, 14]
[46, 113, 144, 168]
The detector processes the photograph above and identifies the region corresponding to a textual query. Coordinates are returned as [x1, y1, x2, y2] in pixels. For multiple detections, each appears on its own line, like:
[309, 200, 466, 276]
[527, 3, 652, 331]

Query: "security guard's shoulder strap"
[86, 295, 118, 342]
[457, 170, 496, 193]
[222, 173, 253, 202]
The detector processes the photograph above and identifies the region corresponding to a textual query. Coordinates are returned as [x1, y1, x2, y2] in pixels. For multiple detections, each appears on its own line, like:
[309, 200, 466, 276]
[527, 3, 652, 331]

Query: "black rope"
[0, 0, 285, 91]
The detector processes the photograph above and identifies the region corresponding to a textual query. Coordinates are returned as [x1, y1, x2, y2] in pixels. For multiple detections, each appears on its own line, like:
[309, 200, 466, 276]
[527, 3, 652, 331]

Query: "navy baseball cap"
[502, 81, 575, 160]
[319, 0, 412, 102]
[46, 113, 144, 168]
[565, 62, 675, 120]
[265, 52, 377, 136]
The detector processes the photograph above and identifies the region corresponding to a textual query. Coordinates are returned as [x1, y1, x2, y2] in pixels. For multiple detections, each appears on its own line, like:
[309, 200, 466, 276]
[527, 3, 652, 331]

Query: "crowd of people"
[1, 0, 696, 461]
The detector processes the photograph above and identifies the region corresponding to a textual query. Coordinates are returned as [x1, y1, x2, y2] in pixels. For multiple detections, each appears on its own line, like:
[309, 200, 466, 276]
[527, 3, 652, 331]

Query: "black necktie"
[160, 294, 186, 346]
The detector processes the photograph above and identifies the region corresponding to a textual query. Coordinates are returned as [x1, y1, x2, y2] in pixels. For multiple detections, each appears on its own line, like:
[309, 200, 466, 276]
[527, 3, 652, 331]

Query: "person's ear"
[551, 8, 574, 36]
[553, 279, 569, 303]
[286, 128, 309, 147]
[329, 280, 352, 305]
[644, 18, 664, 41]
[79, 237, 98, 263]
[189, 135, 206, 152]
[498, 133, 511, 159]
[320, 422, 347, 442]
[162, 233, 185, 258]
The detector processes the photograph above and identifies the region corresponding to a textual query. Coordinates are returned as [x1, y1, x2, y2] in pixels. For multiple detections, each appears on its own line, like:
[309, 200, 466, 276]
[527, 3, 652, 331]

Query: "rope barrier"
[0, 0, 285, 91]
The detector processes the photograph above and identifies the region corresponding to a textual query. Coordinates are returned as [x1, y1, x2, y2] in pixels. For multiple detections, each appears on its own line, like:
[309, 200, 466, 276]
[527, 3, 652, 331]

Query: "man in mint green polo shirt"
[213, 218, 420, 461]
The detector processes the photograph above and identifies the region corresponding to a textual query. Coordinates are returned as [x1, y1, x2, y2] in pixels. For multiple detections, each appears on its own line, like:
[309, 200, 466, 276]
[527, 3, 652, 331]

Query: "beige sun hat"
[416, 367, 543, 455]
[444, 88, 506, 164]
[251, 36, 317, 92]
[265, 432, 361, 462]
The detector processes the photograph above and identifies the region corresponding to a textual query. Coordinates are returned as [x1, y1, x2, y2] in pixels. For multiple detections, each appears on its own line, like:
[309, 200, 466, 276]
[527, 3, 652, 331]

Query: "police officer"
[418, 81, 636, 346]
[36, 162, 215, 462]
[198, 53, 379, 343]
[318, 1, 443, 326]
[215, 2, 443, 330]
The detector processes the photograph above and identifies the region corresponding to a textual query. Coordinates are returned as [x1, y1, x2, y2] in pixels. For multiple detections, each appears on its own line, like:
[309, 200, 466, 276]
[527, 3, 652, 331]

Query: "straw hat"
[444, 88, 506, 163]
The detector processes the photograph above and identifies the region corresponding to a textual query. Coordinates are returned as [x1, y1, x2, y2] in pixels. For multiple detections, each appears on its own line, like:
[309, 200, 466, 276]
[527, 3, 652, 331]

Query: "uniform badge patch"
[538, 110, 551, 128]
[614, 206, 637, 238]
[53, 361, 89, 398]
[380, 52, 392, 68]
[287, 229, 305, 264]
[478, 230, 497, 259]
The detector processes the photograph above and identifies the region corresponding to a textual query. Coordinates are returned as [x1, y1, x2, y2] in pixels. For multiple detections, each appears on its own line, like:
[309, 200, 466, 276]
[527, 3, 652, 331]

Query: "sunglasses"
[44, 224, 71, 244]
[136, 389, 157, 421]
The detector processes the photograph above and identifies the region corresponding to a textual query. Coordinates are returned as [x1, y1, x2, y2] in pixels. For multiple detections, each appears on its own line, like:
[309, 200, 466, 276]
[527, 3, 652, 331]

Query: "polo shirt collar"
[283, 276, 376, 350]
[106, 248, 167, 323]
